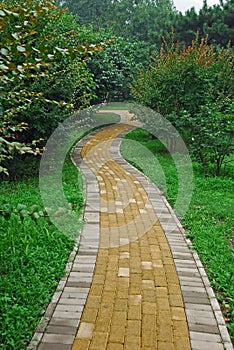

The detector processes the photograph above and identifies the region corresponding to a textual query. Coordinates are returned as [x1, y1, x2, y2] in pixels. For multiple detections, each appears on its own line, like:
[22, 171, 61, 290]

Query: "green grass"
[121, 128, 234, 341]
[94, 112, 121, 124]
[99, 102, 132, 110]
[0, 157, 83, 350]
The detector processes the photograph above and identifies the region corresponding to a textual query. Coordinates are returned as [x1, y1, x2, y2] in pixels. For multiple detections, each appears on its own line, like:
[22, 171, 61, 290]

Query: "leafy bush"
[88, 37, 137, 102]
[131, 35, 234, 175]
[79, 27, 150, 103]
[0, 0, 100, 175]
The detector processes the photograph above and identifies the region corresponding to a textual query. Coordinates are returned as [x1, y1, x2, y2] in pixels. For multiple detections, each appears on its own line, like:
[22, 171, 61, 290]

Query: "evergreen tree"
[174, 0, 234, 46]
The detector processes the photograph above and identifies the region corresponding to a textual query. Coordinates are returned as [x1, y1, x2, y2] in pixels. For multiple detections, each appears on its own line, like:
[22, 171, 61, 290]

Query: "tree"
[87, 36, 149, 102]
[174, 0, 234, 46]
[58, 0, 110, 26]
[59, 0, 177, 47]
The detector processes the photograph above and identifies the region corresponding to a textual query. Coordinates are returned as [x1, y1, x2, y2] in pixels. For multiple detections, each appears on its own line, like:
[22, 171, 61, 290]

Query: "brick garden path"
[29, 111, 233, 350]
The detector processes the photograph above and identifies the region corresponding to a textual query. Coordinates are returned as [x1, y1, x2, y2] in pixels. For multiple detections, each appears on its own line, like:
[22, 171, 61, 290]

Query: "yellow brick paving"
[72, 123, 191, 350]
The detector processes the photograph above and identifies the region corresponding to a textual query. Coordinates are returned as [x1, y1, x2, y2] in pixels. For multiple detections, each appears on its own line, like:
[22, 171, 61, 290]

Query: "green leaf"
[1, 48, 9, 55]
[17, 45, 26, 52]
[0, 64, 9, 70]
[20, 209, 29, 218]
[4, 9, 19, 17]
[17, 204, 27, 211]
[30, 205, 40, 213]
[12, 33, 19, 40]
[31, 212, 40, 220]
[0, 165, 8, 175]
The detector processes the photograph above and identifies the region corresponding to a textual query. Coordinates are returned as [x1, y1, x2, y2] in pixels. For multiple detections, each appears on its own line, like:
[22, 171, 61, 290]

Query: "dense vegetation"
[1, 0, 233, 175]
[131, 35, 233, 176]
[0, 0, 233, 348]
[59, 0, 234, 47]
[0, 0, 141, 176]
[0, 111, 120, 349]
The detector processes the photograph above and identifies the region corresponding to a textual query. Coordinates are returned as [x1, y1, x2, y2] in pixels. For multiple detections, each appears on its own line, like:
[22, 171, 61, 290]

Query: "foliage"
[0, 215, 74, 350]
[58, 0, 110, 27]
[180, 98, 234, 175]
[59, 0, 177, 47]
[69, 24, 150, 103]
[131, 36, 234, 175]
[0, 157, 83, 350]
[59, 0, 234, 49]
[0, 122, 43, 175]
[0, 0, 102, 175]
[174, 0, 234, 47]
[121, 128, 234, 341]
[88, 37, 146, 102]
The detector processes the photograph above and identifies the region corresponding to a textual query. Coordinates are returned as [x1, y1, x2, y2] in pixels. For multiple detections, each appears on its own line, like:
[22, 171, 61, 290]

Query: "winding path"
[29, 111, 233, 350]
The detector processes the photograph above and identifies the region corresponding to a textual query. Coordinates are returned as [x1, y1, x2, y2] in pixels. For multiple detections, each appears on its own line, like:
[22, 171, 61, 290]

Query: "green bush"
[131, 36, 234, 175]
[87, 36, 147, 102]
[0, 1, 98, 175]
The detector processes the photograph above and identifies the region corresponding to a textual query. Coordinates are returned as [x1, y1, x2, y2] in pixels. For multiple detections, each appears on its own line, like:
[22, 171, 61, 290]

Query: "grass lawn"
[99, 101, 132, 110]
[0, 158, 83, 350]
[121, 128, 234, 342]
[94, 112, 121, 124]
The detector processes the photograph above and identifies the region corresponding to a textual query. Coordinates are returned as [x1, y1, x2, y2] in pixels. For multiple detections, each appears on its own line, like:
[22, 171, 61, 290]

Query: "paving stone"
[49, 318, 80, 328]
[109, 326, 125, 343]
[107, 343, 124, 350]
[46, 325, 77, 335]
[31, 120, 232, 350]
[76, 322, 94, 339]
[38, 344, 71, 350]
[190, 340, 224, 350]
[190, 331, 221, 342]
[55, 304, 84, 313]
[53, 311, 82, 319]
[72, 339, 90, 350]
[185, 303, 213, 311]
[188, 323, 220, 334]
[41, 333, 74, 344]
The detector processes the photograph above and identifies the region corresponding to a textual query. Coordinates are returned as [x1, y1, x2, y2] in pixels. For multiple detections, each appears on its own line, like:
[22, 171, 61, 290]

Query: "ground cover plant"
[121, 128, 234, 341]
[0, 157, 83, 350]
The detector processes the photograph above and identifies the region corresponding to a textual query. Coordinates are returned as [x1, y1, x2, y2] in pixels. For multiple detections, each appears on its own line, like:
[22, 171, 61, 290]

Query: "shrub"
[0, 1, 99, 175]
[131, 35, 234, 175]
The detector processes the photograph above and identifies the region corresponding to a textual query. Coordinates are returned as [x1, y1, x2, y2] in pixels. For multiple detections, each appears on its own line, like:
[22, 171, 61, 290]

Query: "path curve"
[29, 111, 233, 350]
